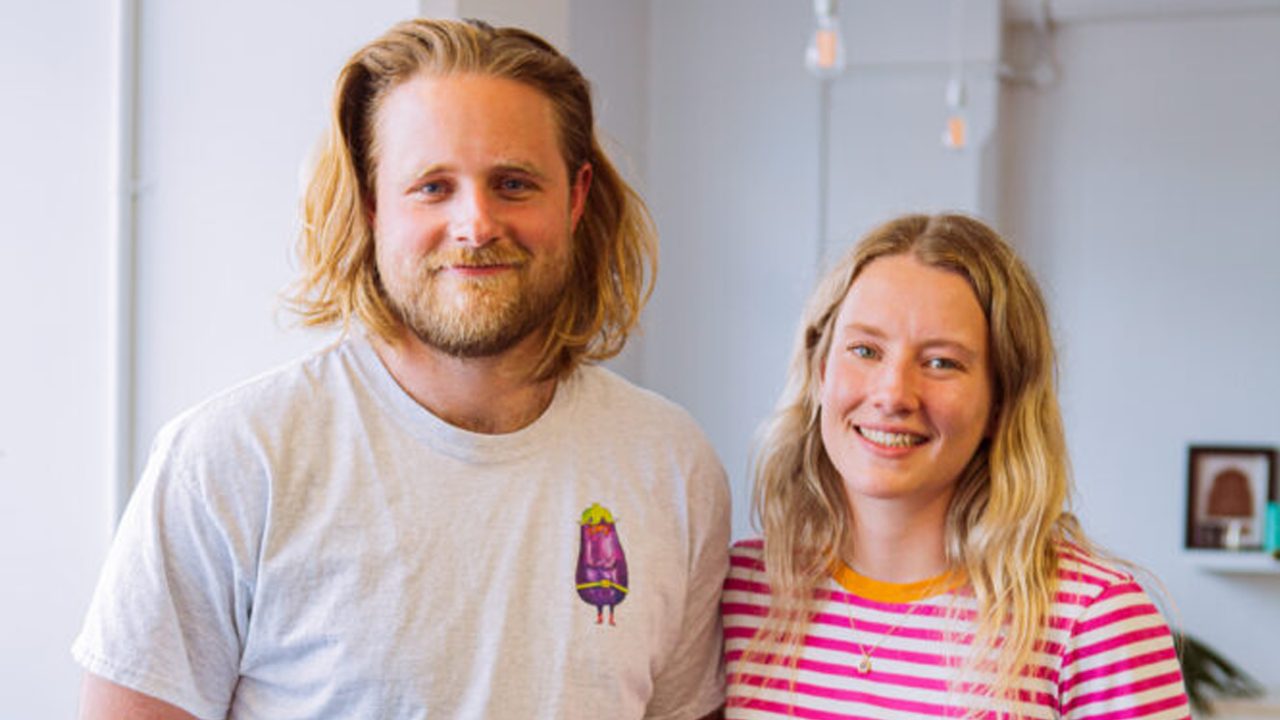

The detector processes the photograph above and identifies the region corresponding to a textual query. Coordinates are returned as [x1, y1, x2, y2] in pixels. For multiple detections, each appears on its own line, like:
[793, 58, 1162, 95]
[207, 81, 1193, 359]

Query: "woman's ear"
[813, 324, 830, 386]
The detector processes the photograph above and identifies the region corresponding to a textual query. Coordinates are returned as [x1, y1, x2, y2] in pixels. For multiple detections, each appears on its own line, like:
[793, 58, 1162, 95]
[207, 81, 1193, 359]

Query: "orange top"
[831, 563, 964, 603]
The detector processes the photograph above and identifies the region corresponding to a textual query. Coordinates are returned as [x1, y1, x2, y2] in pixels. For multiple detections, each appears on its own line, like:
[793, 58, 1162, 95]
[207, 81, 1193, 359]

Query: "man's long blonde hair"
[748, 213, 1088, 714]
[285, 18, 655, 380]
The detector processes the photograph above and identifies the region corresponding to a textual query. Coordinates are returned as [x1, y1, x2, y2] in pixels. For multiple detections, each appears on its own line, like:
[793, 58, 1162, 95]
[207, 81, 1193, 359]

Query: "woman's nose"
[870, 360, 919, 415]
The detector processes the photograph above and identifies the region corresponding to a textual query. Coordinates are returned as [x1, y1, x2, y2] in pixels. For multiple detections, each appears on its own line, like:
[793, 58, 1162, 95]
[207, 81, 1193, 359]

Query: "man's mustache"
[425, 244, 530, 272]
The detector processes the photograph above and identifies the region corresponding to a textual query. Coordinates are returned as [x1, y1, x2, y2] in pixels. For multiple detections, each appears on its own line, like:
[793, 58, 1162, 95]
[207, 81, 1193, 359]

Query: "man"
[74, 18, 729, 719]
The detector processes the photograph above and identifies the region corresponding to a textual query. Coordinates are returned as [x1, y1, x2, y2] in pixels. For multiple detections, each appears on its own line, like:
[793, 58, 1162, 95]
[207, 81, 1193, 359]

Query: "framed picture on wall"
[1185, 445, 1277, 550]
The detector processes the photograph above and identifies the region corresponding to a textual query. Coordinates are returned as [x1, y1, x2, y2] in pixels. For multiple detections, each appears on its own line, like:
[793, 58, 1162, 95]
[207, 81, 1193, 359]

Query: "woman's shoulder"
[724, 538, 773, 608]
[1055, 541, 1136, 583]
[728, 538, 766, 576]
[1053, 541, 1155, 611]
[730, 537, 764, 559]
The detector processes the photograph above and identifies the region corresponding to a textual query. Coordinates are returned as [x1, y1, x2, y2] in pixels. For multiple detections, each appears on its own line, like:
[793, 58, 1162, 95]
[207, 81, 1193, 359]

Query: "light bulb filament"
[815, 28, 838, 69]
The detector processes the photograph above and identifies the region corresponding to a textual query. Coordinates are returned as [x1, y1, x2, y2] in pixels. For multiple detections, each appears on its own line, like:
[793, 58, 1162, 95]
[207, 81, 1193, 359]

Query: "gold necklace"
[840, 583, 935, 675]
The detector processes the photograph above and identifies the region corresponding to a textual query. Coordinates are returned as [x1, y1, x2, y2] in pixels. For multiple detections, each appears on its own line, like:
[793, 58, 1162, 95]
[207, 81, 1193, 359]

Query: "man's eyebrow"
[411, 163, 452, 180]
[412, 161, 550, 181]
[492, 161, 550, 180]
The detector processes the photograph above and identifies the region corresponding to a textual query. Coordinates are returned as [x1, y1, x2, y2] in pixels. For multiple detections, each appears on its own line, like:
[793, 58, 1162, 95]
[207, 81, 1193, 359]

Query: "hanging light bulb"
[942, 0, 967, 150]
[805, 0, 846, 79]
[943, 75, 967, 150]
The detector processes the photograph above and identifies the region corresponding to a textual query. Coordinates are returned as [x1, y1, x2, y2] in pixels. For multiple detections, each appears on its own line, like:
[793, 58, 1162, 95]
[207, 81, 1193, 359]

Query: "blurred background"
[2, 0, 1277, 717]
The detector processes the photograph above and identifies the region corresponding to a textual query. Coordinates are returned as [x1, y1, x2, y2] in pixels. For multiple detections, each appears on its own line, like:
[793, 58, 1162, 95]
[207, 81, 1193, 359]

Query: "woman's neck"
[844, 494, 952, 584]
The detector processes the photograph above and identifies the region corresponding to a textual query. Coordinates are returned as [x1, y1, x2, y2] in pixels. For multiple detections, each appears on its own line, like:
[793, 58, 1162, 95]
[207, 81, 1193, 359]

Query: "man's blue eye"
[500, 178, 532, 192]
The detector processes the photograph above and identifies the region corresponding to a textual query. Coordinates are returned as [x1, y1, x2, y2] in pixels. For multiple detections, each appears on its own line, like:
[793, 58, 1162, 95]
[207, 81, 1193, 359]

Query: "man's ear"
[569, 162, 592, 231]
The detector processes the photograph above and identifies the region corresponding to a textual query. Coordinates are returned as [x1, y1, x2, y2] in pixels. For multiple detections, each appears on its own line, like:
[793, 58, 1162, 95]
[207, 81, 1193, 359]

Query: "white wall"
[645, 0, 822, 537]
[131, 0, 413, 483]
[0, 3, 414, 716]
[647, 5, 1280, 689]
[458, 0, 569, 49]
[8, 3, 1278, 715]
[567, 0, 651, 381]
[0, 3, 649, 714]
[825, 0, 1002, 255]
[1001, 11, 1280, 688]
[0, 3, 114, 717]
[645, 0, 1002, 537]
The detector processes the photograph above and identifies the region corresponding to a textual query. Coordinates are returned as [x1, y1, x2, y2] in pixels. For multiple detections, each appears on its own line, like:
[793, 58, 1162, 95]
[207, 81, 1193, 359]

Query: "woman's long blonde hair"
[284, 18, 655, 381]
[749, 213, 1087, 714]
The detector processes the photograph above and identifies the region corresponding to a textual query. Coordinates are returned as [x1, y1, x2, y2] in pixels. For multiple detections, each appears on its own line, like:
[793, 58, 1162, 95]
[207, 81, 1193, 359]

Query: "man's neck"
[371, 328, 558, 435]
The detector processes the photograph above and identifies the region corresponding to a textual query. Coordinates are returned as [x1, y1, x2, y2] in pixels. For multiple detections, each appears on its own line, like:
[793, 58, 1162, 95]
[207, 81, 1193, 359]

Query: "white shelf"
[1208, 689, 1280, 719]
[1184, 548, 1280, 575]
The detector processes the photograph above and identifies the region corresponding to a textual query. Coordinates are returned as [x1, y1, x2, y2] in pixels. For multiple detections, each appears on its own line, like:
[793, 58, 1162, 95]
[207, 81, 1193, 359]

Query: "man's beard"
[380, 242, 571, 358]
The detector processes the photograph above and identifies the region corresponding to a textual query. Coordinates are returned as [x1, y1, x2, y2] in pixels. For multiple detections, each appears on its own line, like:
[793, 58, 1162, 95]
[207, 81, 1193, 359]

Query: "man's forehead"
[376, 72, 557, 126]
[375, 73, 562, 142]
[373, 85, 579, 194]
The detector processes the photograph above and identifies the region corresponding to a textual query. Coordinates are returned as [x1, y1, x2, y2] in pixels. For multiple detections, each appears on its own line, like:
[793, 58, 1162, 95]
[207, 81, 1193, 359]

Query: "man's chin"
[404, 310, 545, 359]
[417, 329, 532, 359]
[388, 277, 567, 359]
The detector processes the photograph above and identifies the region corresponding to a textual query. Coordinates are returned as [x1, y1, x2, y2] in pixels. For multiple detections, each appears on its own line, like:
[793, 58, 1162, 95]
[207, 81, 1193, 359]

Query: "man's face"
[370, 72, 591, 358]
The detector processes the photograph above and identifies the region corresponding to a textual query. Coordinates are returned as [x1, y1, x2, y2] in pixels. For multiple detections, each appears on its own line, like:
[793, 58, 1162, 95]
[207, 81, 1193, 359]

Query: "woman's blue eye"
[849, 345, 877, 359]
[417, 181, 447, 196]
[926, 357, 960, 370]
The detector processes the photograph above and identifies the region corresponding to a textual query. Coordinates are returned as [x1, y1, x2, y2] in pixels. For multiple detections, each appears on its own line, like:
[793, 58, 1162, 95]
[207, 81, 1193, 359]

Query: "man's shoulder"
[569, 365, 728, 497]
[572, 364, 705, 434]
[155, 338, 356, 456]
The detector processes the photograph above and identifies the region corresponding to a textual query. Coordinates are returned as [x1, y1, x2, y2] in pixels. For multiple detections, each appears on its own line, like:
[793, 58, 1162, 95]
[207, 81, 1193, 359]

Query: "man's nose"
[449, 186, 500, 246]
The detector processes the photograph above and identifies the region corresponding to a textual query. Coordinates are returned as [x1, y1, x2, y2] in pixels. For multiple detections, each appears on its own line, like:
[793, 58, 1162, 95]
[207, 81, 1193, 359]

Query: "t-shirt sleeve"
[71, 428, 251, 720]
[644, 446, 732, 720]
[1058, 579, 1191, 720]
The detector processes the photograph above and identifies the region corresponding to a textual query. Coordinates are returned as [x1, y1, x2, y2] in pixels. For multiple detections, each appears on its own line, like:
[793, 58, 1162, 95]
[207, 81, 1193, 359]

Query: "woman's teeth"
[857, 426, 924, 448]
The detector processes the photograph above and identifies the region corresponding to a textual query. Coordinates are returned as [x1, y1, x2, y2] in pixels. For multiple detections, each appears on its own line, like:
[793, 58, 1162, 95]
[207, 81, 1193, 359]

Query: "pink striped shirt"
[722, 539, 1190, 719]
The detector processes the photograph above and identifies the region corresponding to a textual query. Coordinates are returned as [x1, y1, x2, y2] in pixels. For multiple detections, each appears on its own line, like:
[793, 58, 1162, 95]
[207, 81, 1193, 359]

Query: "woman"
[723, 214, 1189, 719]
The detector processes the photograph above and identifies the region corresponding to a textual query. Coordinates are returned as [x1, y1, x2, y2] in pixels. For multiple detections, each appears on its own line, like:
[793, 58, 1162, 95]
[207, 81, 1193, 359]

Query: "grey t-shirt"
[73, 335, 730, 719]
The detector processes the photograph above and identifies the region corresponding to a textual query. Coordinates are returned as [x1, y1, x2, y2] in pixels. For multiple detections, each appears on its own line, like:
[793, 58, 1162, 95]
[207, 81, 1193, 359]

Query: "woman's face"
[819, 253, 994, 515]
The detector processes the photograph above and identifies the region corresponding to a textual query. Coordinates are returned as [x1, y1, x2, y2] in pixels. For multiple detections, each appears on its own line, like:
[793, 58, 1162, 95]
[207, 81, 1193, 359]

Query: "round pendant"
[857, 656, 872, 674]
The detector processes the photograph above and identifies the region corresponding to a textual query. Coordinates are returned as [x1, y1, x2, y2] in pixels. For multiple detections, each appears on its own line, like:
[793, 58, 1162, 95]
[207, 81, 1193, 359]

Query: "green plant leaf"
[1174, 632, 1262, 715]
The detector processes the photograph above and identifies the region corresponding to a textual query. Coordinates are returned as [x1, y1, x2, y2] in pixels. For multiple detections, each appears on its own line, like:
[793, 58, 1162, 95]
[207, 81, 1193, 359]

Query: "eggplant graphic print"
[575, 503, 629, 625]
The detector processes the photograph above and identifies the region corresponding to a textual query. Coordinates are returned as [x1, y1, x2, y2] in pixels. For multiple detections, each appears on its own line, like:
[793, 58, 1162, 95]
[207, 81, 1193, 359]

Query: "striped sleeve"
[1057, 578, 1190, 720]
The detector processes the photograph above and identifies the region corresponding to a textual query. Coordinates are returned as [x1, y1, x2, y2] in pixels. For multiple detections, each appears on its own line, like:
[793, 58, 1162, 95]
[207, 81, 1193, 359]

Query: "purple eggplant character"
[575, 503, 629, 625]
